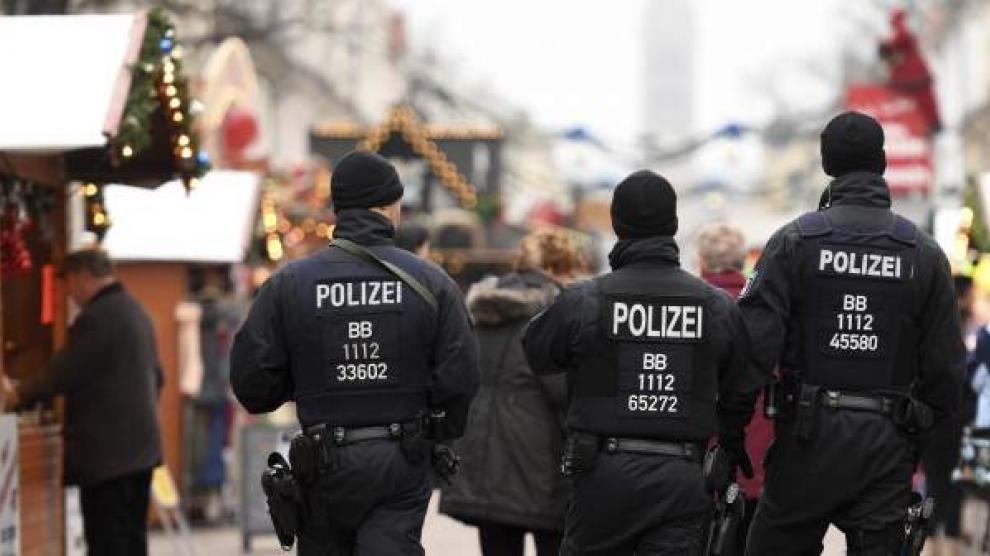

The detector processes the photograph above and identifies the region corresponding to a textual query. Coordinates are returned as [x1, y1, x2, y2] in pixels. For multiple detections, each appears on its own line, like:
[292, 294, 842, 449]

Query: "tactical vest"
[795, 211, 919, 392]
[288, 248, 434, 427]
[570, 270, 718, 440]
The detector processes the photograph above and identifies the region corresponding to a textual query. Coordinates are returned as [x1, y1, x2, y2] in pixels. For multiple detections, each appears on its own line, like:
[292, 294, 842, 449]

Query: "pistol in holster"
[902, 493, 935, 556]
[560, 431, 600, 477]
[702, 446, 746, 556]
[260, 452, 302, 551]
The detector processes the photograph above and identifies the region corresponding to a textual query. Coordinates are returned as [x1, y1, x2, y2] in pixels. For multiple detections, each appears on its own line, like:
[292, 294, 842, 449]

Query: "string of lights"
[115, 8, 209, 192]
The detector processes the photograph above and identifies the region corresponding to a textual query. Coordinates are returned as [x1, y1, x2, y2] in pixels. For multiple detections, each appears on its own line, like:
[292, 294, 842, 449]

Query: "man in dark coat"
[740, 112, 964, 555]
[5, 248, 163, 555]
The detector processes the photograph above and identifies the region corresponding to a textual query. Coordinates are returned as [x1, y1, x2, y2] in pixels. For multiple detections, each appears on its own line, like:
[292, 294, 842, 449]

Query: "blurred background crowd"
[4, 0, 990, 554]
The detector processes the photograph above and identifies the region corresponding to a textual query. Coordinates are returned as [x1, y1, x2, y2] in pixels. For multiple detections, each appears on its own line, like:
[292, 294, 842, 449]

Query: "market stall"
[309, 105, 517, 286]
[0, 10, 207, 553]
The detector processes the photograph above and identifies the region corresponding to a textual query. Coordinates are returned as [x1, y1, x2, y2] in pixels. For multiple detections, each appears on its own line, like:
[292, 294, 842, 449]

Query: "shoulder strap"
[795, 212, 832, 238]
[888, 215, 918, 246]
[331, 238, 439, 315]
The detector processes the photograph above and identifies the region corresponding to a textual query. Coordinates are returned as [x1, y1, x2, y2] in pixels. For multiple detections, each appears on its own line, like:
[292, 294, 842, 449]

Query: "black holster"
[561, 431, 600, 477]
[702, 446, 746, 556]
[260, 452, 302, 550]
[794, 384, 820, 442]
[891, 397, 934, 436]
[902, 493, 935, 556]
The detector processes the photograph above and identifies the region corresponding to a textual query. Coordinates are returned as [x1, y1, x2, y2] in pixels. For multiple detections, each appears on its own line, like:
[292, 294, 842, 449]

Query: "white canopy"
[0, 13, 141, 152]
[102, 171, 261, 263]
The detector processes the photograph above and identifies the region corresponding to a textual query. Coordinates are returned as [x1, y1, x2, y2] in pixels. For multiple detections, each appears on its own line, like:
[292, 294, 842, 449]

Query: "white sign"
[0, 415, 18, 556]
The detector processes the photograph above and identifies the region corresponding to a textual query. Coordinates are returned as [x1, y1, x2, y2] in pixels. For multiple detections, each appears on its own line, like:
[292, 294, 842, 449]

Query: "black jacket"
[738, 172, 965, 427]
[523, 237, 754, 442]
[231, 209, 479, 435]
[21, 283, 163, 486]
[440, 271, 568, 531]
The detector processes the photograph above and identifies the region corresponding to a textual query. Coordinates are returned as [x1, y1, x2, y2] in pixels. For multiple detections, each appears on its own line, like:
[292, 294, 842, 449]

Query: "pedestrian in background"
[396, 221, 432, 258]
[4, 248, 163, 556]
[440, 227, 588, 556]
[697, 222, 772, 550]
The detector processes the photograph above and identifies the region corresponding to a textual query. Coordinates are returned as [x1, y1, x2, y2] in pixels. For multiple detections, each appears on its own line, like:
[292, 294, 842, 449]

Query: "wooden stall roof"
[0, 14, 145, 152]
[102, 170, 261, 263]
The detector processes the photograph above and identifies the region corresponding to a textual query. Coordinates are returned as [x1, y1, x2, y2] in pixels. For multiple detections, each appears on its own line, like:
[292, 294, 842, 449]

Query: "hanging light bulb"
[121, 145, 134, 158]
[177, 135, 190, 147]
[165, 85, 178, 97]
[180, 146, 193, 158]
[169, 97, 181, 109]
[83, 183, 98, 197]
[172, 112, 184, 123]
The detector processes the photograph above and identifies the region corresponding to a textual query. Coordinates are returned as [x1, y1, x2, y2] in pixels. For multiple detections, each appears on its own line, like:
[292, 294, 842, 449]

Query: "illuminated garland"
[115, 8, 209, 192]
[82, 183, 111, 241]
[358, 105, 479, 209]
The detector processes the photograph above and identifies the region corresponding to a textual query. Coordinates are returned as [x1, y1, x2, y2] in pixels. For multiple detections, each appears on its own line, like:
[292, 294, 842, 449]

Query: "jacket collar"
[608, 236, 680, 270]
[332, 209, 396, 246]
[825, 171, 892, 209]
[89, 281, 122, 306]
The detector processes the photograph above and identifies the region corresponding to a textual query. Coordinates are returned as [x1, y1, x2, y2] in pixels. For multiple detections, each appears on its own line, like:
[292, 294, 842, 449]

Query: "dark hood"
[467, 271, 560, 326]
[821, 171, 891, 210]
[332, 209, 395, 246]
[608, 236, 680, 270]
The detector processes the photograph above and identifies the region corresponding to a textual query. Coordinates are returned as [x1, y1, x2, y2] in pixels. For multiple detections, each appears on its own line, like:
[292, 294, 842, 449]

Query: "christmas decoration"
[0, 194, 31, 278]
[82, 182, 111, 242]
[114, 8, 209, 192]
[358, 105, 480, 209]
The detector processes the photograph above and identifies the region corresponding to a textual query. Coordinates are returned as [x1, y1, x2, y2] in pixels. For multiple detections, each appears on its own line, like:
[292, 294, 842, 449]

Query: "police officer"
[231, 150, 479, 555]
[523, 170, 755, 555]
[740, 112, 965, 555]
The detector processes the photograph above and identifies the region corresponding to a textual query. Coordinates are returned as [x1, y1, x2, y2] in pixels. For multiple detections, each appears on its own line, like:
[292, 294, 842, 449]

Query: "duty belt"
[819, 390, 894, 415]
[602, 437, 701, 461]
[305, 421, 415, 446]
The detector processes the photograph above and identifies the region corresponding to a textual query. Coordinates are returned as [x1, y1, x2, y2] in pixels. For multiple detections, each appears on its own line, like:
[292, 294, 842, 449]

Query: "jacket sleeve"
[428, 277, 480, 439]
[717, 298, 758, 441]
[738, 227, 794, 387]
[19, 310, 101, 407]
[522, 284, 586, 376]
[914, 245, 965, 425]
[230, 272, 293, 414]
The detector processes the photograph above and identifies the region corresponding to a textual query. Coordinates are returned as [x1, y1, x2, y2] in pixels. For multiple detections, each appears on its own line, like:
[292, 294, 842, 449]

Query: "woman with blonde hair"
[440, 227, 588, 556]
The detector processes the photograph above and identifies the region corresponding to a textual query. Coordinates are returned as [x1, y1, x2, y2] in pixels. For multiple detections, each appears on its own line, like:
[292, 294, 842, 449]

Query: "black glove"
[721, 437, 754, 480]
[431, 443, 461, 485]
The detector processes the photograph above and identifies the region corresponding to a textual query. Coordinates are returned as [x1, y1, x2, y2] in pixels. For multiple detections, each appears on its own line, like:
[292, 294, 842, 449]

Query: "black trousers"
[561, 451, 708, 556]
[746, 411, 915, 556]
[297, 439, 431, 556]
[478, 520, 562, 556]
[80, 469, 153, 556]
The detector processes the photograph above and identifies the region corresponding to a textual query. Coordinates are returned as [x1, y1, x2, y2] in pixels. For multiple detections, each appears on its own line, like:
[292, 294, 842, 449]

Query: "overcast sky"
[388, 0, 851, 147]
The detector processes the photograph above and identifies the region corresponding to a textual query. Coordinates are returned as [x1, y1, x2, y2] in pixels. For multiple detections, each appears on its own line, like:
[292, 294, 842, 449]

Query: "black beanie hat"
[330, 151, 404, 212]
[610, 170, 678, 239]
[820, 111, 886, 177]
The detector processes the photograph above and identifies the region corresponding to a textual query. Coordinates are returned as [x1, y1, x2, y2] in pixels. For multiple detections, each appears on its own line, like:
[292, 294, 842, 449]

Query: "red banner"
[846, 84, 932, 195]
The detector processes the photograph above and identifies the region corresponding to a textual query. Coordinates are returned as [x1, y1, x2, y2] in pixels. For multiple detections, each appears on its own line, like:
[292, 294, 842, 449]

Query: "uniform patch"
[616, 343, 692, 419]
[605, 294, 703, 420]
[316, 278, 406, 388]
[607, 295, 704, 343]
